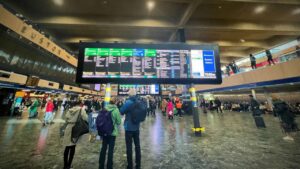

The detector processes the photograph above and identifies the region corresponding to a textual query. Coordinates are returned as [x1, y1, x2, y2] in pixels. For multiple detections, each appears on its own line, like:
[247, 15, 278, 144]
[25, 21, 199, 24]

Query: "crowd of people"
[10, 89, 299, 168]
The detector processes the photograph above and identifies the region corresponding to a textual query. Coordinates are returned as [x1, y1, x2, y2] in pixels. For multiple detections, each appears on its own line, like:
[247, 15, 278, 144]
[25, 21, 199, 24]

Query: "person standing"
[120, 89, 145, 169]
[43, 98, 54, 125]
[249, 95, 260, 116]
[167, 99, 174, 120]
[265, 49, 275, 65]
[99, 97, 121, 169]
[29, 98, 39, 118]
[250, 54, 257, 69]
[161, 98, 167, 116]
[272, 96, 297, 141]
[226, 64, 231, 76]
[214, 97, 223, 114]
[62, 101, 88, 169]
[175, 100, 183, 117]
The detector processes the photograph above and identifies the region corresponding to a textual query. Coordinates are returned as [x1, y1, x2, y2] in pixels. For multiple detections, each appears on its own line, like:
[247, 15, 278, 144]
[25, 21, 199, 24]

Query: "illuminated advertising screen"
[118, 84, 160, 95]
[76, 43, 221, 84]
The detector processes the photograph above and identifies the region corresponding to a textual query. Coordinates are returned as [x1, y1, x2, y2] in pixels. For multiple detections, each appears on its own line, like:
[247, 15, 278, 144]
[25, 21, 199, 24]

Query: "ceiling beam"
[220, 51, 248, 58]
[187, 40, 269, 48]
[37, 17, 300, 37]
[35, 16, 177, 30]
[168, 0, 203, 41]
[186, 20, 300, 35]
[62, 37, 164, 43]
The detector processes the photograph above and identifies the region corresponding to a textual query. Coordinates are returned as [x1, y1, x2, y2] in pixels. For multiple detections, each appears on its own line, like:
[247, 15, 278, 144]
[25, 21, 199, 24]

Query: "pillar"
[104, 83, 111, 107]
[251, 89, 256, 99]
[189, 85, 203, 137]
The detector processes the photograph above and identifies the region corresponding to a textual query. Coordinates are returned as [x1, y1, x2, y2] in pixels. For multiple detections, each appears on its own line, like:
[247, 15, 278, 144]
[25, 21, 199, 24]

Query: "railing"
[222, 49, 300, 78]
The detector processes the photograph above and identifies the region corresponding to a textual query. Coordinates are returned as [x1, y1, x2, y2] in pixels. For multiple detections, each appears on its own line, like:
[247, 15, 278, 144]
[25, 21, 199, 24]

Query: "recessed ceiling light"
[218, 6, 222, 9]
[254, 6, 266, 14]
[147, 1, 155, 11]
[240, 39, 245, 43]
[53, 0, 63, 6]
[292, 8, 300, 15]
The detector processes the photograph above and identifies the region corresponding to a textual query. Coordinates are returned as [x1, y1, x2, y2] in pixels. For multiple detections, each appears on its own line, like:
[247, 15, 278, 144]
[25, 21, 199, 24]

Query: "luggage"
[254, 116, 266, 128]
[96, 109, 114, 137]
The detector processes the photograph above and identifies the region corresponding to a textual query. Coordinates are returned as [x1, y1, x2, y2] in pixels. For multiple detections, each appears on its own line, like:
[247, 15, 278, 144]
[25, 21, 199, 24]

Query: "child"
[167, 100, 174, 120]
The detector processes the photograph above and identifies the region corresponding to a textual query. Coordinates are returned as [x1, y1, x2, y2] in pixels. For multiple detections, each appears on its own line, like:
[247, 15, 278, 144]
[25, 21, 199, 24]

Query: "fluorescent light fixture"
[254, 6, 266, 14]
[53, 0, 63, 6]
[147, 1, 155, 11]
[292, 8, 300, 15]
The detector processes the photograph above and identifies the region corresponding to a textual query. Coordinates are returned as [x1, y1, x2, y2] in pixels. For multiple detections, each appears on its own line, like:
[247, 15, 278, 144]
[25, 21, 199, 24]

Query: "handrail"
[223, 49, 300, 78]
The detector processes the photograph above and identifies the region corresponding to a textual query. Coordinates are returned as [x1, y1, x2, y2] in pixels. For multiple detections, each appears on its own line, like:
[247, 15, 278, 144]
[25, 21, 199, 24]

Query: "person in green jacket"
[99, 97, 121, 169]
[29, 98, 39, 118]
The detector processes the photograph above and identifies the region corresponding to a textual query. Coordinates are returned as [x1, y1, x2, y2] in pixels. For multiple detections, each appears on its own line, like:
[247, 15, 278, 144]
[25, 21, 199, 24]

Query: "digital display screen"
[118, 84, 160, 95]
[76, 43, 221, 84]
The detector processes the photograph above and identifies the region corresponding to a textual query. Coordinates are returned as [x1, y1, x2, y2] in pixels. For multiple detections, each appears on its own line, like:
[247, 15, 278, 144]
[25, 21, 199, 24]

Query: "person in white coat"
[62, 101, 88, 169]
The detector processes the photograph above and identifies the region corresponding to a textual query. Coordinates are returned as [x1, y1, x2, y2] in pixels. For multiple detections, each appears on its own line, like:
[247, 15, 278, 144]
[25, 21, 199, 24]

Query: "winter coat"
[62, 106, 88, 147]
[120, 96, 141, 131]
[161, 100, 167, 111]
[167, 102, 173, 115]
[29, 100, 39, 113]
[45, 101, 54, 112]
[105, 104, 121, 136]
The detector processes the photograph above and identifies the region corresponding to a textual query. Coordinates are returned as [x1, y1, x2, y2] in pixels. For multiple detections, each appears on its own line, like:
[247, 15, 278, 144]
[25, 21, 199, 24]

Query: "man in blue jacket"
[120, 89, 141, 169]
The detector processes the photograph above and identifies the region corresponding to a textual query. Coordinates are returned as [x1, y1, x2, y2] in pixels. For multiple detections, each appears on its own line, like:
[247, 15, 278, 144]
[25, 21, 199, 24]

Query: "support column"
[251, 89, 256, 99]
[104, 83, 111, 107]
[264, 88, 273, 112]
[189, 85, 204, 137]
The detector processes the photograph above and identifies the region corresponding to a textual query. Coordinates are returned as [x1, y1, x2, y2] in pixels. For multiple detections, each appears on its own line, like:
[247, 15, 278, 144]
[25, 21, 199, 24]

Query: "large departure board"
[76, 43, 221, 84]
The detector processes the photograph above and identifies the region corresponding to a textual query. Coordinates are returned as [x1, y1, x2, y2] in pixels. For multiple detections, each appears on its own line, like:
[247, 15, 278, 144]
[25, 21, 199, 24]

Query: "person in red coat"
[43, 98, 54, 125]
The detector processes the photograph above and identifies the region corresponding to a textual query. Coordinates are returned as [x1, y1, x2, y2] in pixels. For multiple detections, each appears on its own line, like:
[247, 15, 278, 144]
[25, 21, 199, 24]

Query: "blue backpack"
[96, 109, 114, 136]
[130, 97, 147, 124]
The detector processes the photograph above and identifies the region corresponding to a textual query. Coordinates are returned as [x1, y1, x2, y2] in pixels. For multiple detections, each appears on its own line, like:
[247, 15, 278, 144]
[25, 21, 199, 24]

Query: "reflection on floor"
[0, 109, 300, 169]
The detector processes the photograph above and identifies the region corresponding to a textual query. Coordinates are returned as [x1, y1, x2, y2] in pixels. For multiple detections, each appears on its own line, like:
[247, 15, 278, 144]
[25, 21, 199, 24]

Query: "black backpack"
[130, 97, 147, 124]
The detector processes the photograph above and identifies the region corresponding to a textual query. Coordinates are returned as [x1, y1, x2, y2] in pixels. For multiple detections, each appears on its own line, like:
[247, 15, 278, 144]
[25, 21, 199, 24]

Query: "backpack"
[130, 97, 147, 124]
[96, 109, 114, 136]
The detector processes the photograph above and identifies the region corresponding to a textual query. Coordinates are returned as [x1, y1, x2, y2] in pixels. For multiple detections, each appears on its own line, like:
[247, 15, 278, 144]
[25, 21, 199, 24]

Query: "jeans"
[216, 106, 223, 113]
[88, 113, 98, 133]
[99, 136, 116, 169]
[44, 112, 53, 123]
[125, 131, 141, 169]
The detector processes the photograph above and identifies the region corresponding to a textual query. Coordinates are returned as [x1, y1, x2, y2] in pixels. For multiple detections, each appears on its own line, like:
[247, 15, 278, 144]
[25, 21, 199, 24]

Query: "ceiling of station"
[2, 0, 300, 65]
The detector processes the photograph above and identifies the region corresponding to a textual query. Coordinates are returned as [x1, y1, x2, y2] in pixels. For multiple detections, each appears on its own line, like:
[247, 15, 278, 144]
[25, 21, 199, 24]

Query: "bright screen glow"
[118, 84, 160, 95]
[82, 48, 217, 79]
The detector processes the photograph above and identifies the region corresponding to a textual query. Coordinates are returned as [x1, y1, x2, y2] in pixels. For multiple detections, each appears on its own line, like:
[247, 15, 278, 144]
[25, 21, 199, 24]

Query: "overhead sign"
[0, 5, 77, 67]
[76, 42, 222, 84]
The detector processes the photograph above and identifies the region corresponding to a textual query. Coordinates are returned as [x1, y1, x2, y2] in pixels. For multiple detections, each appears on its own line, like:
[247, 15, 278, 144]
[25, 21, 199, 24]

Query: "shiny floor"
[0, 109, 300, 169]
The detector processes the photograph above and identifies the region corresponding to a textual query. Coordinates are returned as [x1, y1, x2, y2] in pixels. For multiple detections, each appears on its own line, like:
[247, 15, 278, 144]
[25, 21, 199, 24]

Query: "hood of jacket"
[68, 106, 82, 116]
[105, 104, 118, 112]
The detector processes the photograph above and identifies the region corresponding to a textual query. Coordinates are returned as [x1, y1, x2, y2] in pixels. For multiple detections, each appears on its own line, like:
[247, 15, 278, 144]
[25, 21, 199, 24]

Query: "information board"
[118, 84, 160, 95]
[76, 43, 221, 84]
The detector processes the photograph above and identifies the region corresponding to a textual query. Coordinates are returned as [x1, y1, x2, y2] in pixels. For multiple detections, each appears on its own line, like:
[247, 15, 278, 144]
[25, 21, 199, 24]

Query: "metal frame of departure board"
[76, 42, 222, 84]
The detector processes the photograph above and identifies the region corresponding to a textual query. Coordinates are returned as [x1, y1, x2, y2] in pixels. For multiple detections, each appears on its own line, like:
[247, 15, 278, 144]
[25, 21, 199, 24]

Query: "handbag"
[71, 109, 89, 143]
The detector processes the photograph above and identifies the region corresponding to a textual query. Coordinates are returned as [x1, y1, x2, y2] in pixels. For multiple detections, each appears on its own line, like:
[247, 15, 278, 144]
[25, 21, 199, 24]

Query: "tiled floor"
[0, 109, 299, 169]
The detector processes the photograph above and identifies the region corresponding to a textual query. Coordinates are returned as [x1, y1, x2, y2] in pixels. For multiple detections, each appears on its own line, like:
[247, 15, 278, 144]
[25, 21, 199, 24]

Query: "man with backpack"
[97, 97, 121, 169]
[120, 89, 147, 169]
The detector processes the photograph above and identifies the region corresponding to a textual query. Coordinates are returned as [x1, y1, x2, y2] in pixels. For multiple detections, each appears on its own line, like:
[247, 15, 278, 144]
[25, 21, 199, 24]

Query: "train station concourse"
[0, 0, 300, 169]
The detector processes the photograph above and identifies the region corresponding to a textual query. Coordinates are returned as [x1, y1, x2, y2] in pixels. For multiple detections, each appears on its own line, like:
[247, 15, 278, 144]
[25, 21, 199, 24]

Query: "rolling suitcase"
[254, 116, 266, 128]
